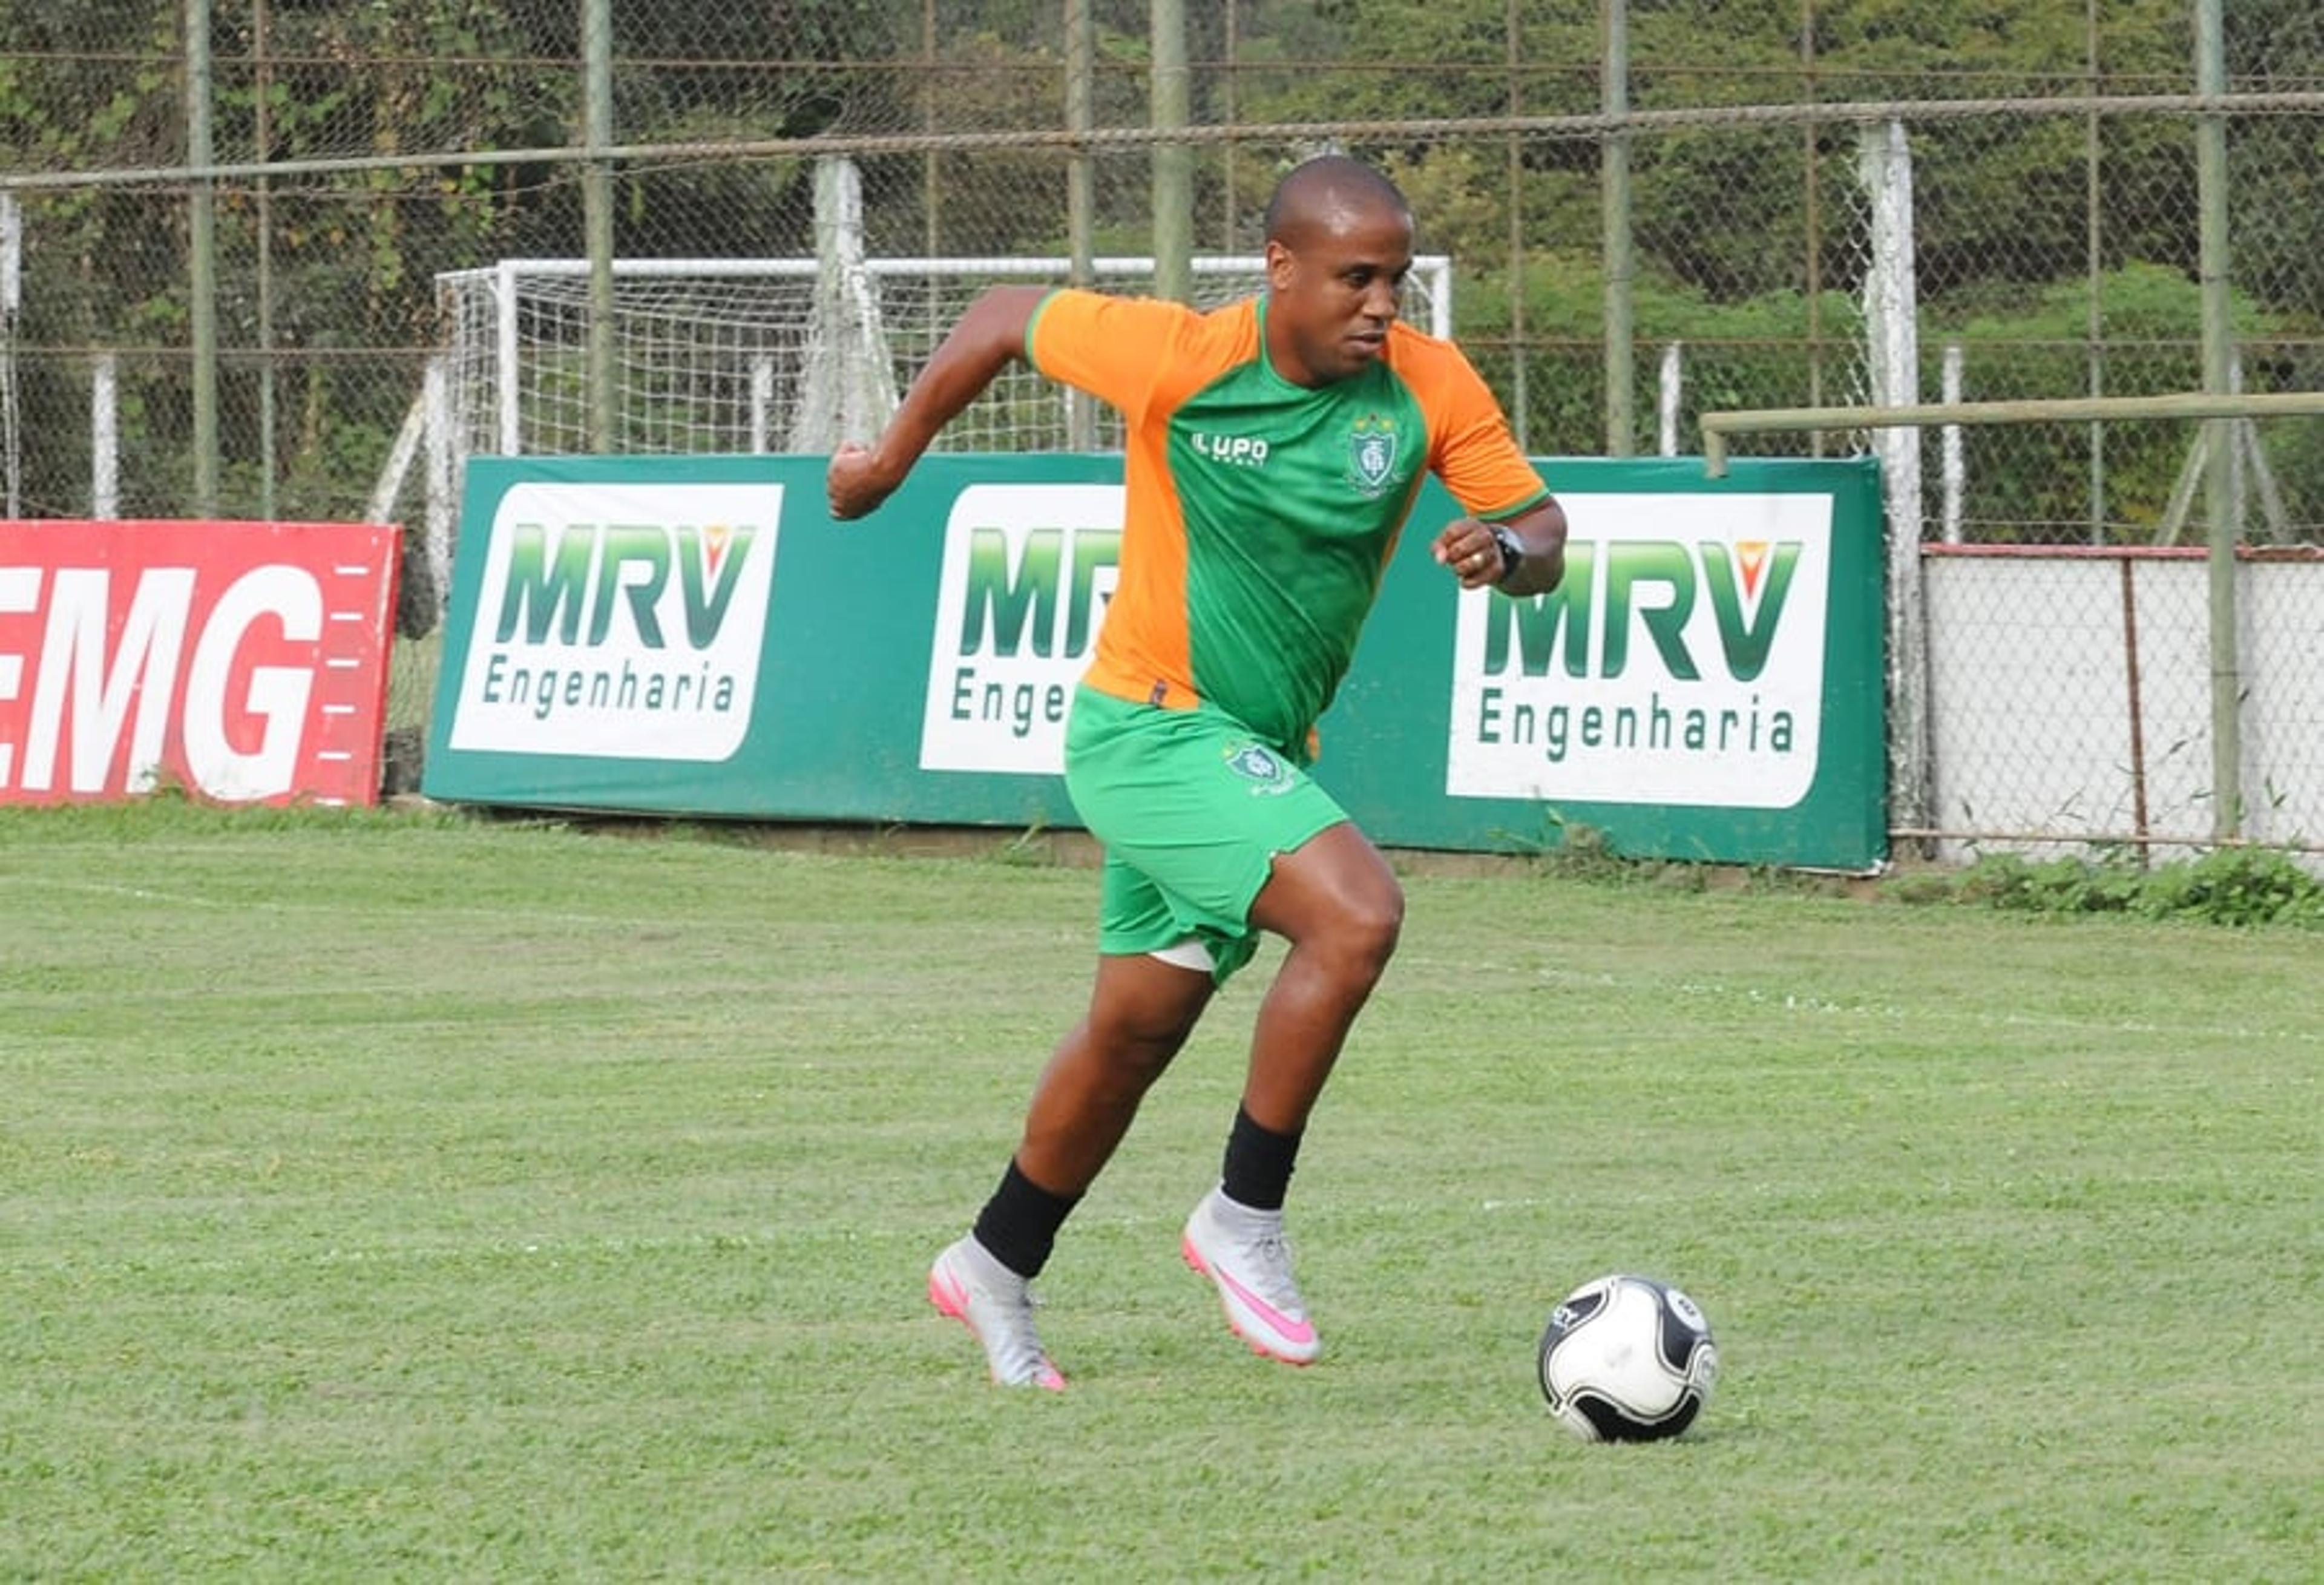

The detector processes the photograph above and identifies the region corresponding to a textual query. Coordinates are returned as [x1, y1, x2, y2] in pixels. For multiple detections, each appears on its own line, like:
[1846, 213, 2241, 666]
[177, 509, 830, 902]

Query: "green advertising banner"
[424, 453, 1886, 868]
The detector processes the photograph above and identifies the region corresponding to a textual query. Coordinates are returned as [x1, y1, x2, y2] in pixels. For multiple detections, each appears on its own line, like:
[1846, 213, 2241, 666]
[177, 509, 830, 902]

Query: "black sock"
[1220, 1104, 1302, 1212]
[971, 1158, 1081, 1279]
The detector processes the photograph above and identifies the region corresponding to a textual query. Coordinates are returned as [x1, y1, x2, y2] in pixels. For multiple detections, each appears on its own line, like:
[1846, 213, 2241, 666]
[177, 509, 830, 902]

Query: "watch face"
[1493, 526, 1523, 581]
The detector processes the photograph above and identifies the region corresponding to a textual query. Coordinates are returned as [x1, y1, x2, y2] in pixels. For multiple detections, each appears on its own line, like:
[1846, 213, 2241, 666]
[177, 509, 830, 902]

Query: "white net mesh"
[437, 255, 1454, 462]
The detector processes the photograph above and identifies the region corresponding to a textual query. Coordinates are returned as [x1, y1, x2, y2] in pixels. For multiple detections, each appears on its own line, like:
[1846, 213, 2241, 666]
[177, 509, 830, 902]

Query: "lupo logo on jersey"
[447, 481, 781, 761]
[1445, 492, 1833, 809]
[919, 483, 1123, 775]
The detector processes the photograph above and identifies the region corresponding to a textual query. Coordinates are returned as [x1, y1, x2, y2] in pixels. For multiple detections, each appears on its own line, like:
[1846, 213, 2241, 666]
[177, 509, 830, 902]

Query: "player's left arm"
[1434, 496, 1567, 596]
[1419, 340, 1567, 596]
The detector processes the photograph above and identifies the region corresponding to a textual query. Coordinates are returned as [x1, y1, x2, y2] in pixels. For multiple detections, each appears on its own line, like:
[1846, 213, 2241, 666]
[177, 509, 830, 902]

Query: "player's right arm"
[826, 284, 1048, 520]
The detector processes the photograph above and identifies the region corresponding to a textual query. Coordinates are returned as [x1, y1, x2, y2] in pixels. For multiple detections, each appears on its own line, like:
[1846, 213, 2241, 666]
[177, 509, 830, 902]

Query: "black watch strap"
[1489, 523, 1525, 586]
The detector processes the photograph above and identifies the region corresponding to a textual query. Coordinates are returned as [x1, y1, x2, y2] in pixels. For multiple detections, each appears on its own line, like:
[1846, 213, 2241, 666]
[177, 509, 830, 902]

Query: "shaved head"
[1258, 154, 1414, 386]
[1263, 156, 1412, 249]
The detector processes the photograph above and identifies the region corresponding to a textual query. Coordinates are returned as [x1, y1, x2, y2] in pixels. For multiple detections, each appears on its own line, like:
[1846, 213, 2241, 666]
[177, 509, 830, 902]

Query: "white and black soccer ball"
[1537, 1273, 1718, 1442]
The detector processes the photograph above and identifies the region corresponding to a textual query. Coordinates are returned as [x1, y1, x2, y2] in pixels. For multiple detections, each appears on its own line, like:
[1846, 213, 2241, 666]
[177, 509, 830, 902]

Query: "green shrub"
[1948, 847, 2324, 928]
[2131, 847, 2324, 929]
[1526, 838, 2324, 930]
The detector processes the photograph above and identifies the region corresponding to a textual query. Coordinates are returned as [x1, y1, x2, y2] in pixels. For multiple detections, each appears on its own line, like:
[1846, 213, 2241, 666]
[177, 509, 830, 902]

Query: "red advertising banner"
[0, 520, 401, 807]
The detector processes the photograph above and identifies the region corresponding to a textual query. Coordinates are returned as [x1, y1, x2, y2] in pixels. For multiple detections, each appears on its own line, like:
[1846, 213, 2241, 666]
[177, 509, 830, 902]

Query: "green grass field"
[2, 803, 2317, 1581]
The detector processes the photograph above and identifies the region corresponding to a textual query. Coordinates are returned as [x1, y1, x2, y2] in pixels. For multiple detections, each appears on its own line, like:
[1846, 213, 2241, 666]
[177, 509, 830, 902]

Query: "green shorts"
[1063, 686, 1348, 983]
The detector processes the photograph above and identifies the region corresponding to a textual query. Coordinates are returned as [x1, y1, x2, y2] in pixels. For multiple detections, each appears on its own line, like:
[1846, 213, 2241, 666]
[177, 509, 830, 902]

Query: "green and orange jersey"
[1026, 287, 1548, 755]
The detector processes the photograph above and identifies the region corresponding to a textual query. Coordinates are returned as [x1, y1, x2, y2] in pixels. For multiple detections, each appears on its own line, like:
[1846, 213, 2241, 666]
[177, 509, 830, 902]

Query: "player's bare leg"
[933, 953, 1212, 1388]
[1016, 953, 1216, 1194]
[1242, 821, 1403, 1133]
[1184, 821, 1403, 1363]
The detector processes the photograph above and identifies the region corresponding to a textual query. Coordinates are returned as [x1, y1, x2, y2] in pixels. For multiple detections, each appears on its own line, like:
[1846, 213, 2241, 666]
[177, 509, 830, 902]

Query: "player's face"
[1264, 203, 1414, 387]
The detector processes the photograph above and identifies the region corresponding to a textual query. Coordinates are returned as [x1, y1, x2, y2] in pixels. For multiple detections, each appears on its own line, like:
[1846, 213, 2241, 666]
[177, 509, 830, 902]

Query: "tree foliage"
[0, 0, 2314, 527]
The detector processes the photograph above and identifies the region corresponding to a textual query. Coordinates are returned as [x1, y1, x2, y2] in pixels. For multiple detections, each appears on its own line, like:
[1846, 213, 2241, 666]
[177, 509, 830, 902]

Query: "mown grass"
[2, 801, 2317, 1581]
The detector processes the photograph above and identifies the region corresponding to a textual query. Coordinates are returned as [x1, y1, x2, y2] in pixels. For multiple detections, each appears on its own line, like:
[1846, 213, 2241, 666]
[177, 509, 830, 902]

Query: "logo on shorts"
[1224, 742, 1297, 795]
[1348, 412, 1401, 497]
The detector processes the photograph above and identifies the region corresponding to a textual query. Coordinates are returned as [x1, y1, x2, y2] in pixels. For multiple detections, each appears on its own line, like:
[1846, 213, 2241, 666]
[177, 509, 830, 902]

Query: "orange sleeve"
[1406, 334, 1551, 520]
[1025, 289, 1207, 425]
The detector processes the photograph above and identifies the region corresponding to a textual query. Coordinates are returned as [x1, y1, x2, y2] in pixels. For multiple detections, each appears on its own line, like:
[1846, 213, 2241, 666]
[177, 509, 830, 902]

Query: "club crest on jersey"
[1223, 742, 1296, 795]
[1347, 413, 1401, 497]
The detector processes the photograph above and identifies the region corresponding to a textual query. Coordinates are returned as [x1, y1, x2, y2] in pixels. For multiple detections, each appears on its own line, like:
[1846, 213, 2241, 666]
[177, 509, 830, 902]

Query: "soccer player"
[826, 155, 1566, 1388]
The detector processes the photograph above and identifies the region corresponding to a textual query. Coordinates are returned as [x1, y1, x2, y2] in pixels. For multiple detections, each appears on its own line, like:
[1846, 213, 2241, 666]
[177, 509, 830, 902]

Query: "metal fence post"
[1, 194, 18, 519]
[1601, 0, 1634, 457]
[186, 0, 218, 514]
[1151, 0, 1193, 306]
[1860, 119, 1929, 845]
[583, 0, 615, 454]
[1066, 0, 1096, 451]
[2196, 0, 2240, 840]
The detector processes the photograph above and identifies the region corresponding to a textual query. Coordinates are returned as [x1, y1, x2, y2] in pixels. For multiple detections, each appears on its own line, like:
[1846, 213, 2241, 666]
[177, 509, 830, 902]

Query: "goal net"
[435, 254, 1454, 462]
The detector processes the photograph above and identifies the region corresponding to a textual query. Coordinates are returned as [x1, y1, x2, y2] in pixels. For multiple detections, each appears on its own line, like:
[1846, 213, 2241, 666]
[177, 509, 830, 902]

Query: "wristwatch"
[1489, 523, 1525, 586]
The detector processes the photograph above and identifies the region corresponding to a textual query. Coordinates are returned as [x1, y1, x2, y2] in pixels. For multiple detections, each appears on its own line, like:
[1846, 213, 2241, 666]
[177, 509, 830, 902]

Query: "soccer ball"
[1537, 1273, 1718, 1442]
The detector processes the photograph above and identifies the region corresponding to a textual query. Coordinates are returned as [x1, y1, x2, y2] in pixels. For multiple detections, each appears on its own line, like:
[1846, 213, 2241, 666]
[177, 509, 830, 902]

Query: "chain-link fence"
[2, 1, 2319, 853]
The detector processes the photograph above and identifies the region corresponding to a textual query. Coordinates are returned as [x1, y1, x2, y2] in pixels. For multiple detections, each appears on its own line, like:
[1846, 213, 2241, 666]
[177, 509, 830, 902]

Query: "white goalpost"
[396, 243, 1451, 629]
[433, 252, 1456, 462]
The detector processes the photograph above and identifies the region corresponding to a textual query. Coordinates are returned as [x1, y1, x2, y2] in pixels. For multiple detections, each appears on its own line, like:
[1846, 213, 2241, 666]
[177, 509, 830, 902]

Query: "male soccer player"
[827, 155, 1566, 1388]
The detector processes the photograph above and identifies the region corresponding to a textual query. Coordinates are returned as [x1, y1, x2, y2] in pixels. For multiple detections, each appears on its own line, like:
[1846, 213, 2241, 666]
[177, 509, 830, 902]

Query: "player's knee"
[1087, 994, 1207, 1077]
[1254, 827, 1403, 978]
[1112, 1012, 1200, 1075]
[1331, 881, 1404, 982]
